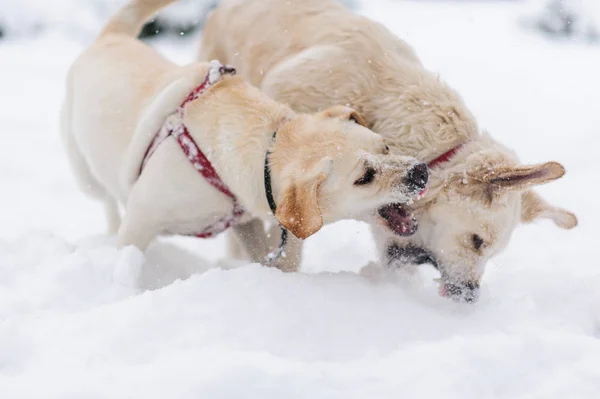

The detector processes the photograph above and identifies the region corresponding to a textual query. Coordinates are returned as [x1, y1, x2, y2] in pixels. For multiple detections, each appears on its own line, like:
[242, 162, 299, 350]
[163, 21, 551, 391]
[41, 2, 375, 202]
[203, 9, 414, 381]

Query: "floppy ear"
[521, 190, 577, 229]
[483, 161, 566, 191]
[320, 105, 368, 127]
[275, 162, 330, 239]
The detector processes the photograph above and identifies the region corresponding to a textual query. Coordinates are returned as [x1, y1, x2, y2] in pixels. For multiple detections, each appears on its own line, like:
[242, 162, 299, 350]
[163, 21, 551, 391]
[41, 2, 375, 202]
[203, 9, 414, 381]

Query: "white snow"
[1, 1, 599, 398]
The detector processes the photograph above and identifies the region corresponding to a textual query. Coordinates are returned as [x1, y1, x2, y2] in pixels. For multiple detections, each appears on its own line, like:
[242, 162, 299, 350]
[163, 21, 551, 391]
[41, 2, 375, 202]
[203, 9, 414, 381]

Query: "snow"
[1, 1, 600, 398]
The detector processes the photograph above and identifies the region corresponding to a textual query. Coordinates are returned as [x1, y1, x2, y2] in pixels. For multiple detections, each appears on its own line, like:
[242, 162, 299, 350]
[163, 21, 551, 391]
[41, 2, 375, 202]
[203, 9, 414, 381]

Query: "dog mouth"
[386, 244, 480, 303]
[377, 204, 418, 236]
[438, 280, 480, 303]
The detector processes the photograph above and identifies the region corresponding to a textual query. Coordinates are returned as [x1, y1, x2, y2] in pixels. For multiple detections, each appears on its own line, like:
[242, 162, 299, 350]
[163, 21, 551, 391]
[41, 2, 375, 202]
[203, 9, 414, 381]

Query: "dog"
[60, 0, 428, 269]
[200, 0, 578, 301]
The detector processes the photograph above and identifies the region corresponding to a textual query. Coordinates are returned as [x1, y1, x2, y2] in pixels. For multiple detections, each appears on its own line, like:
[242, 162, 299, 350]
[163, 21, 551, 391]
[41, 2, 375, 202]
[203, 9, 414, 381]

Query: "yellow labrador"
[60, 0, 427, 269]
[200, 0, 577, 301]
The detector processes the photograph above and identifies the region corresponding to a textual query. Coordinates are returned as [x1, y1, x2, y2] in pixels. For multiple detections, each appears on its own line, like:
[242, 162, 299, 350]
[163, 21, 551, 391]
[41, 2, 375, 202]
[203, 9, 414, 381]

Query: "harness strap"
[139, 61, 243, 239]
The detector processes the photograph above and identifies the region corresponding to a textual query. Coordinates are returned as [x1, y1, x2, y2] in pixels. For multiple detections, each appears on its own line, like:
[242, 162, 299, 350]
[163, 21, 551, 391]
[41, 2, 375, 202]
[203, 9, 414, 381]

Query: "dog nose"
[445, 281, 480, 303]
[405, 162, 428, 192]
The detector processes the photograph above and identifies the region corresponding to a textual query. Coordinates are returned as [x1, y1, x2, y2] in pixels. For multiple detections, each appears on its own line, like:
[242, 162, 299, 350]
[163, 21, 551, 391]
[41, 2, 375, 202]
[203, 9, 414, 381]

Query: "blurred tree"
[533, 0, 599, 42]
[138, 0, 218, 39]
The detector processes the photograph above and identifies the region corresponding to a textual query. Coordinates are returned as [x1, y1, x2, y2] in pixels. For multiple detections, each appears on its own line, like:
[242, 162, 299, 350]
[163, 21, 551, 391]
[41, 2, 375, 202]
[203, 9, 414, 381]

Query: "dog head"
[269, 106, 427, 239]
[385, 136, 577, 303]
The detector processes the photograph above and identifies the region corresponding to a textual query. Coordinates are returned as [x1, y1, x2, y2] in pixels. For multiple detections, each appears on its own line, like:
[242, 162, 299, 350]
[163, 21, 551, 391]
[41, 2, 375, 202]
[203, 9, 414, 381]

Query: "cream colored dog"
[60, 0, 428, 268]
[200, 0, 578, 301]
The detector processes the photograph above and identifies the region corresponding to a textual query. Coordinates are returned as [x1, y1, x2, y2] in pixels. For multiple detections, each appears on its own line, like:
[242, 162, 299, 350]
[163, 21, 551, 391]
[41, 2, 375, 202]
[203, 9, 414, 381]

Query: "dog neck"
[354, 60, 479, 165]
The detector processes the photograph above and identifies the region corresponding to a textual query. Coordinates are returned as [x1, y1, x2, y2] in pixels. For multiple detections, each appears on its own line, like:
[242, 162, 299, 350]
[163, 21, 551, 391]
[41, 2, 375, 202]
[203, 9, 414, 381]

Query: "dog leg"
[115, 181, 162, 251]
[104, 198, 121, 235]
[61, 98, 122, 235]
[224, 230, 250, 261]
[263, 223, 303, 272]
[273, 233, 303, 272]
[232, 218, 270, 263]
[117, 208, 160, 251]
[66, 148, 121, 236]
[230, 219, 303, 272]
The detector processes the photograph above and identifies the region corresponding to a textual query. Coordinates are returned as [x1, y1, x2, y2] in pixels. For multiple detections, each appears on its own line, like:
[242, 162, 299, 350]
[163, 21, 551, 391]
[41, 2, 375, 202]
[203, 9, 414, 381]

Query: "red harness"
[427, 144, 464, 168]
[139, 63, 244, 238]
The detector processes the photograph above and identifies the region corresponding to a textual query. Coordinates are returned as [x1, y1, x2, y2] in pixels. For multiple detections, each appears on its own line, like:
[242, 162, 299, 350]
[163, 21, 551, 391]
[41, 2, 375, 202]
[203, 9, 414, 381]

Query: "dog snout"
[444, 280, 480, 303]
[404, 162, 428, 192]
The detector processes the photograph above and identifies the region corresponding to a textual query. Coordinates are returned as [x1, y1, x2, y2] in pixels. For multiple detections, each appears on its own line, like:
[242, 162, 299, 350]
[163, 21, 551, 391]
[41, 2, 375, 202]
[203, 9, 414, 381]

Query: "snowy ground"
[1, 1, 600, 398]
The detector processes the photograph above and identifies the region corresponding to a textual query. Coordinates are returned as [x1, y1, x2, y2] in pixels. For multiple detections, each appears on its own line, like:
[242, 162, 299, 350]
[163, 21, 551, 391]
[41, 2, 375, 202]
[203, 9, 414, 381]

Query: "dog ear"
[521, 190, 577, 229]
[275, 174, 328, 240]
[483, 161, 566, 191]
[275, 160, 331, 239]
[320, 105, 368, 127]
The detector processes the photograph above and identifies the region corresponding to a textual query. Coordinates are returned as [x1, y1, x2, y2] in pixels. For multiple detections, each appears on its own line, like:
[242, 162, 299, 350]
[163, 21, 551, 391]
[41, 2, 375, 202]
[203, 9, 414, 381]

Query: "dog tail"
[98, 0, 178, 39]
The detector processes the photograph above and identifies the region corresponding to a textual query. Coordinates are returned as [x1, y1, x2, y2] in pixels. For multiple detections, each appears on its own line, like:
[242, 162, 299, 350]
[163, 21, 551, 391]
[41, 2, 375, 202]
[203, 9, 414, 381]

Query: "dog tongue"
[378, 204, 418, 236]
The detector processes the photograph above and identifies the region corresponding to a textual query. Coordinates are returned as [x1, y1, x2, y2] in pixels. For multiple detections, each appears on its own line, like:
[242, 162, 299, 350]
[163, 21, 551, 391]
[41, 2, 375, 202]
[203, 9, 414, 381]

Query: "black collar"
[264, 131, 288, 263]
[264, 131, 279, 215]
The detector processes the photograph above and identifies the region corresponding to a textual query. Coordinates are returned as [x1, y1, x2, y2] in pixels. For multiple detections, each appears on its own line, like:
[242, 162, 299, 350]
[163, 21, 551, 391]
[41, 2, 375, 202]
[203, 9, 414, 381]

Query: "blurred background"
[0, 0, 598, 44]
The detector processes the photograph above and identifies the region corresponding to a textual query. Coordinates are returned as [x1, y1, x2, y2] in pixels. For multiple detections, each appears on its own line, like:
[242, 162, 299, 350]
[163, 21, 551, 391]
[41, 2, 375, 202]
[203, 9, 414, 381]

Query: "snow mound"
[1, 233, 600, 398]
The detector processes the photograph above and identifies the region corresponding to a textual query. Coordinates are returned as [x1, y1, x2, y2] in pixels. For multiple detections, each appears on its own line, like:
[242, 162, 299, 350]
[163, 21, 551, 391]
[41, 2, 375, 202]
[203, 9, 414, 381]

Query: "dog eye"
[471, 234, 485, 251]
[354, 167, 377, 186]
[383, 144, 390, 154]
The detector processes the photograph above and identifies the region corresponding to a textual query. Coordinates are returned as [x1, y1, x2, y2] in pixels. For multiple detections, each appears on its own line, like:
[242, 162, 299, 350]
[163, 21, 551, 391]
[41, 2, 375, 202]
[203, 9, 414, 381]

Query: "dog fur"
[200, 0, 577, 299]
[60, 0, 426, 268]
